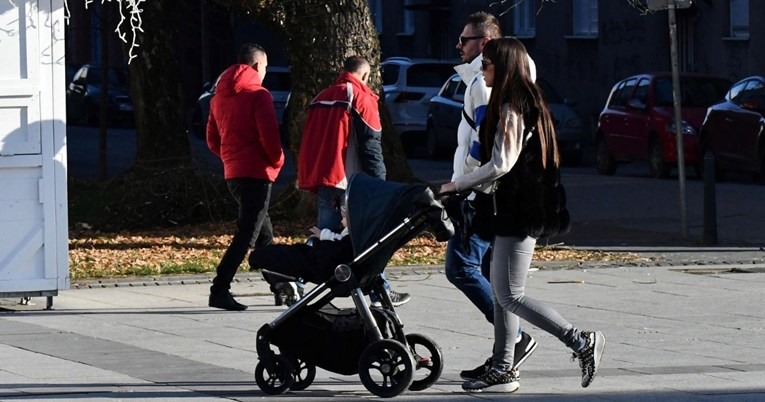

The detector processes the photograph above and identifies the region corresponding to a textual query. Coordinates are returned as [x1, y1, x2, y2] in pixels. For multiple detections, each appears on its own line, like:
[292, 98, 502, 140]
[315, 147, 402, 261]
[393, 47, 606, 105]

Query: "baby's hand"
[309, 226, 321, 237]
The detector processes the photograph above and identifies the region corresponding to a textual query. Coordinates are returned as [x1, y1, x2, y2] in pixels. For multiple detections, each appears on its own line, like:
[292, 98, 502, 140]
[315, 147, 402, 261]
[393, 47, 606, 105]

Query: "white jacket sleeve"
[319, 228, 345, 241]
[453, 105, 525, 193]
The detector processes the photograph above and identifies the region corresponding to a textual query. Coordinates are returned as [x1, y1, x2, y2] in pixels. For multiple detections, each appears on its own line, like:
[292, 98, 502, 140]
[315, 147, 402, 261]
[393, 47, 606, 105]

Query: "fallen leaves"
[68, 222, 647, 279]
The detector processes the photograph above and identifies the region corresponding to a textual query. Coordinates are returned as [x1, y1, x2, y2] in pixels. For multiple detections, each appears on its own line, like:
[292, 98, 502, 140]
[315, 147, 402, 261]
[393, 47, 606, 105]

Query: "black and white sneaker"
[460, 357, 491, 381]
[573, 331, 606, 388]
[462, 368, 519, 393]
[388, 291, 411, 307]
[513, 331, 538, 370]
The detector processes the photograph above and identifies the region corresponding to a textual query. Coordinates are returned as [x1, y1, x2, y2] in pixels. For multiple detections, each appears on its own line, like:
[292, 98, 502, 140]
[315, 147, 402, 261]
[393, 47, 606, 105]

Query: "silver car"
[381, 57, 458, 149]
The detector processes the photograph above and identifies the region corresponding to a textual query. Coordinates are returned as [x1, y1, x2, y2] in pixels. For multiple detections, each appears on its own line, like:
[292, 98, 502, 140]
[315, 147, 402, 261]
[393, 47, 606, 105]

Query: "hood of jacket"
[215, 64, 264, 97]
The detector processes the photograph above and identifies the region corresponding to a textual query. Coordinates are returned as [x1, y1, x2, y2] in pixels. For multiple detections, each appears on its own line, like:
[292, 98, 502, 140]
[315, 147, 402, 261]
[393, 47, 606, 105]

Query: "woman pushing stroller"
[440, 37, 606, 393]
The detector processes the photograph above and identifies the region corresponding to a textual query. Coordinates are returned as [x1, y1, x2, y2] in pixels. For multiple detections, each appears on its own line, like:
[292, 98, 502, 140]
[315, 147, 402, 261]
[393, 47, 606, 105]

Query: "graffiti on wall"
[601, 18, 647, 47]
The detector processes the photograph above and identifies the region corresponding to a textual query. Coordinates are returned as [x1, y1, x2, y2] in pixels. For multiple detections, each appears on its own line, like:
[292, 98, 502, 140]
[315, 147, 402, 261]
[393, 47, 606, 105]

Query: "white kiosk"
[0, 0, 68, 309]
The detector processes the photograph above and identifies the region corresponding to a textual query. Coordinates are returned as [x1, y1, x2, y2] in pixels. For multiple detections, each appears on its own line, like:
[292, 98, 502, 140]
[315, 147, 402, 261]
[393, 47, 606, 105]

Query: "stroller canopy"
[345, 173, 452, 280]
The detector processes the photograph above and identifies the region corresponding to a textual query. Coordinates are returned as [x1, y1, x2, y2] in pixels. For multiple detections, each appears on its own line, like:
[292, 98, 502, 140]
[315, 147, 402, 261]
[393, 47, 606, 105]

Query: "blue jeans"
[317, 185, 392, 293]
[445, 233, 494, 323]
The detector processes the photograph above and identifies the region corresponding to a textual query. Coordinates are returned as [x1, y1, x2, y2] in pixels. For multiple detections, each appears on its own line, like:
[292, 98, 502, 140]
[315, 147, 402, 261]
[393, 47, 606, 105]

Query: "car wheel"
[425, 124, 440, 160]
[648, 138, 670, 178]
[595, 136, 616, 175]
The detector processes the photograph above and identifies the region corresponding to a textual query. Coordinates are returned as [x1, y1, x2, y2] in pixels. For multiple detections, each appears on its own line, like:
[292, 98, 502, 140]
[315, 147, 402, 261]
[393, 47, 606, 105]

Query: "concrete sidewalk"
[3, 262, 765, 401]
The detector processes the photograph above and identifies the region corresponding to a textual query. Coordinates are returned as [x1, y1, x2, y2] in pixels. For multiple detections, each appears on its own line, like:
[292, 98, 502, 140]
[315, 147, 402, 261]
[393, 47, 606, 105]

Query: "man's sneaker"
[462, 368, 519, 393]
[460, 357, 491, 381]
[389, 291, 411, 307]
[513, 331, 538, 370]
[573, 331, 606, 388]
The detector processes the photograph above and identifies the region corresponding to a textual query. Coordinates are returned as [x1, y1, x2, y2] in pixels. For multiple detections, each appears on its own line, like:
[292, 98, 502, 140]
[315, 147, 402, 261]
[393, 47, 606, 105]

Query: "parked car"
[381, 57, 457, 147]
[595, 73, 731, 178]
[66, 64, 134, 126]
[700, 76, 765, 181]
[190, 66, 291, 140]
[425, 73, 585, 163]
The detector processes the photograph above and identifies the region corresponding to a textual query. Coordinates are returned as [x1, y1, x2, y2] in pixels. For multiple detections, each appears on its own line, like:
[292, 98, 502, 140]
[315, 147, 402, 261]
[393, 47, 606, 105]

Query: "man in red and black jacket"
[207, 43, 284, 311]
[298, 56, 410, 307]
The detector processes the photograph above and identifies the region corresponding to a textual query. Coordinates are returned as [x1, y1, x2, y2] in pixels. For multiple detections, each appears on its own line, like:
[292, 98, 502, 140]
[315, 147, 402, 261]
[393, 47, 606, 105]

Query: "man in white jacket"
[447, 11, 538, 383]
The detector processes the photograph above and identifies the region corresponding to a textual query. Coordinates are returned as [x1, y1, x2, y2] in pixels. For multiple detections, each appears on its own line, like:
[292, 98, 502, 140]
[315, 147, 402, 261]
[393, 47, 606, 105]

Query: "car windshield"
[85, 67, 129, 88]
[405, 64, 457, 87]
[654, 77, 731, 107]
[263, 71, 291, 92]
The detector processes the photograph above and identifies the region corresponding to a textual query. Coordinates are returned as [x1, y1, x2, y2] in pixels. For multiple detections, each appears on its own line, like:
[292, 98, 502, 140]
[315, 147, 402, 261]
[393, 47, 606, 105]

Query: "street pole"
[668, 5, 688, 239]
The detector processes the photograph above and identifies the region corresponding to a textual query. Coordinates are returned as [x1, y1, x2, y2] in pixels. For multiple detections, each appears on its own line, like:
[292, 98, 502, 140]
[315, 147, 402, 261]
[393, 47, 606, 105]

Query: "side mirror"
[202, 81, 212, 92]
[73, 77, 86, 86]
[627, 98, 647, 111]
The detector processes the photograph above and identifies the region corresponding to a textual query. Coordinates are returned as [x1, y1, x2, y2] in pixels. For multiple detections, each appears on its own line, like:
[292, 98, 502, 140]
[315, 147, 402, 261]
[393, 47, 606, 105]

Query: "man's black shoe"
[209, 291, 248, 311]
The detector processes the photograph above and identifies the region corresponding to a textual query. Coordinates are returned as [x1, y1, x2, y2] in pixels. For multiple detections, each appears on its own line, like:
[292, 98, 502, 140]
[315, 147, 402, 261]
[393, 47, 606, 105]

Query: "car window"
[610, 78, 637, 107]
[739, 79, 764, 103]
[454, 81, 466, 102]
[728, 80, 748, 103]
[632, 78, 650, 103]
[442, 76, 461, 98]
[382, 65, 400, 86]
[655, 77, 731, 107]
[405, 64, 457, 87]
[263, 71, 291, 92]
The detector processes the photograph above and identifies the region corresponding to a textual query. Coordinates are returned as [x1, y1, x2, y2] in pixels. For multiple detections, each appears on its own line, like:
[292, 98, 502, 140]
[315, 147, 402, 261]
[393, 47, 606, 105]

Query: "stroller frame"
[255, 184, 447, 398]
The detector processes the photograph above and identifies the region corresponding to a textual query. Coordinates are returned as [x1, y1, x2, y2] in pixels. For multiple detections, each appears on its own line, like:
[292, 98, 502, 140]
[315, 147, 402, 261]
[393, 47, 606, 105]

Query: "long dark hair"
[481, 38, 559, 169]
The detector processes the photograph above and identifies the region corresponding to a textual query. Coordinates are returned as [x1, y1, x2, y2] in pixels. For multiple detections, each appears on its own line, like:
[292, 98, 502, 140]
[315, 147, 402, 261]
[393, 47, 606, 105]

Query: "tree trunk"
[125, 0, 190, 168]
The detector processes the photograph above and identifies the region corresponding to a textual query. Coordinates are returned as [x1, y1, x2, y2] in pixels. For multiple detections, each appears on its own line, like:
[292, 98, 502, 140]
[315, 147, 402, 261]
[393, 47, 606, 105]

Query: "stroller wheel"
[406, 333, 443, 391]
[358, 339, 415, 398]
[289, 358, 316, 391]
[255, 354, 294, 395]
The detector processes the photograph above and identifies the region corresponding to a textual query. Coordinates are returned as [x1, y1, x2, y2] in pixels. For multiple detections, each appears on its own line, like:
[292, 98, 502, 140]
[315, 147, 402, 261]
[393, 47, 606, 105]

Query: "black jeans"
[211, 178, 273, 294]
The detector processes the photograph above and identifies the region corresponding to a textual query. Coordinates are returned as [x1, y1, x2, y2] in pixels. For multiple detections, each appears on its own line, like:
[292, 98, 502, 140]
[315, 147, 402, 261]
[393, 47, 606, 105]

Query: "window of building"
[572, 0, 598, 38]
[513, 0, 536, 37]
[400, 0, 414, 35]
[368, 0, 383, 34]
[730, 0, 749, 39]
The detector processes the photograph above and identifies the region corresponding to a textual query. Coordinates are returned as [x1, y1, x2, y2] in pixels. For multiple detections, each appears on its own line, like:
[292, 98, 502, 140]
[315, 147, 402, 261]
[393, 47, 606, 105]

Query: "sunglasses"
[480, 59, 493, 70]
[458, 35, 484, 45]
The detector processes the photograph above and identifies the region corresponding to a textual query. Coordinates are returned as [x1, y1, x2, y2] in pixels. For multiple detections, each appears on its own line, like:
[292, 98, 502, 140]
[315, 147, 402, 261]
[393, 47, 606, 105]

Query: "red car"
[700, 76, 765, 181]
[595, 73, 731, 178]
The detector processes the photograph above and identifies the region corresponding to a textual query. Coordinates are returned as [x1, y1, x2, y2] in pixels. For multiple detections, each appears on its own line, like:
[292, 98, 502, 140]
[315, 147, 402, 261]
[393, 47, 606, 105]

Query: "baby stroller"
[255, 172, 453, 398]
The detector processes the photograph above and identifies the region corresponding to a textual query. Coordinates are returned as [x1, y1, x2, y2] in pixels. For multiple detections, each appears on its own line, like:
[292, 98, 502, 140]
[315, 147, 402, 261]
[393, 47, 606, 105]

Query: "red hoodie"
[207, 64, 284, 181]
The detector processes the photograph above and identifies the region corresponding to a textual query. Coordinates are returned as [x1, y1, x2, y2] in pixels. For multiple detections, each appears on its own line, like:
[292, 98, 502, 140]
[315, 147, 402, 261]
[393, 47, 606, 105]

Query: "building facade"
[371, 0, 764, 137]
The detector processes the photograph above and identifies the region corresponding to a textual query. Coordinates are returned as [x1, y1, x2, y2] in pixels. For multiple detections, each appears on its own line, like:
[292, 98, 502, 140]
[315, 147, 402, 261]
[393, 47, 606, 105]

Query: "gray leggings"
[490, 235, 585, 371]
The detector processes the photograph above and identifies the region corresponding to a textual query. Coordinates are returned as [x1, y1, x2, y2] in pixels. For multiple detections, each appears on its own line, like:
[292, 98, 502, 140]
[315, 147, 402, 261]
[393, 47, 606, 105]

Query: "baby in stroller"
[248, 200, 353, 306]
[252, 172, 453, 398]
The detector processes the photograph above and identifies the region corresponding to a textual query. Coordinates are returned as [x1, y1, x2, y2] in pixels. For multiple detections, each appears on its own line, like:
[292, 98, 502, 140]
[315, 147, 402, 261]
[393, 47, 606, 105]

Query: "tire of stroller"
[405, 333, 443, 391]
[358, 339, 415, 398]
[255, 354, 294, 395]
[289, 357, 316, 391]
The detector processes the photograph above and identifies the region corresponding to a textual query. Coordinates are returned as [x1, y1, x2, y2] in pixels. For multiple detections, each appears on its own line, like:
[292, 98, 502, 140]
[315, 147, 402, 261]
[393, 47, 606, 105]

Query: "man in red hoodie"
[298, 56, 410, 307]
[207, 43, 285, 310]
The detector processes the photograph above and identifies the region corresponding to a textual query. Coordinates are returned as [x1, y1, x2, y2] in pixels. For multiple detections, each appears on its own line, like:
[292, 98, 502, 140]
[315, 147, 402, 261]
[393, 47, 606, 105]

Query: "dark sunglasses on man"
[458, 35, 485, 46]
